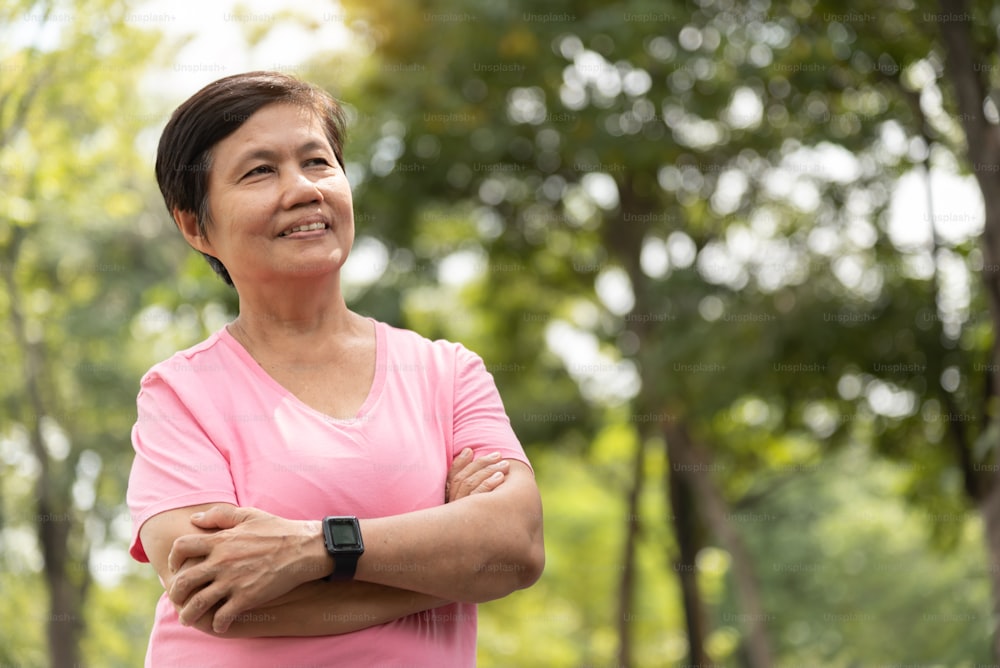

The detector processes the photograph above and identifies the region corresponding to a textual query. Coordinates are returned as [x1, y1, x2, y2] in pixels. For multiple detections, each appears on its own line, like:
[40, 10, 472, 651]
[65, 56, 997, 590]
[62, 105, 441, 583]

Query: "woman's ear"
[173, 208, 213, 254]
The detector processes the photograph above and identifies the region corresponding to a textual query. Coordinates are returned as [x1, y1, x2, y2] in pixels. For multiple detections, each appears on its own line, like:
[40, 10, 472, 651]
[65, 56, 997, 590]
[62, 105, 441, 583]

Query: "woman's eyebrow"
[235, 148, 279, 165]
[295, 140, 331, 155]
[234, 141, 331, 166]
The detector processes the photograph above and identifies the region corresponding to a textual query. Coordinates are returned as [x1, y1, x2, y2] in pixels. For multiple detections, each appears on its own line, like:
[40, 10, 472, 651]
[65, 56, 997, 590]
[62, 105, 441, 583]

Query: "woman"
[127, 71, 544, 667]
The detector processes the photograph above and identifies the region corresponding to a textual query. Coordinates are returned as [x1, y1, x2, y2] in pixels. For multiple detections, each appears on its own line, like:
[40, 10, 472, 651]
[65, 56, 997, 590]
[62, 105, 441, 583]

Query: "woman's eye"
[305, 157, 331, 167]
[244, 165, 273, 178]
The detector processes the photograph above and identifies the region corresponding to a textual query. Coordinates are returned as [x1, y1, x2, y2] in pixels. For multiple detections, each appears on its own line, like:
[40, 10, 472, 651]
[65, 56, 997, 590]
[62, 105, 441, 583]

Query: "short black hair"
[154, 71, 348, 285]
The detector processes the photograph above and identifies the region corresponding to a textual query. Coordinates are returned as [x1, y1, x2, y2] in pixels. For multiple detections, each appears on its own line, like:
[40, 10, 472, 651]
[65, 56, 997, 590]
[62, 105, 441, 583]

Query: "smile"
[279, 222, 328, 237]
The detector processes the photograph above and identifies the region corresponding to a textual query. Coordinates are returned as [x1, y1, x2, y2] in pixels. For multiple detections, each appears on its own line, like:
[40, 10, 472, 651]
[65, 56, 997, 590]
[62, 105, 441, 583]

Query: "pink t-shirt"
[127, 319, 530, 667]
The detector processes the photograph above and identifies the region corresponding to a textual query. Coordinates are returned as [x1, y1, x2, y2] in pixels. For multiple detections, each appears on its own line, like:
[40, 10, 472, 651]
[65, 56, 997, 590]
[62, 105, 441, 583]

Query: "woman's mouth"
[279, 222, 328, 237]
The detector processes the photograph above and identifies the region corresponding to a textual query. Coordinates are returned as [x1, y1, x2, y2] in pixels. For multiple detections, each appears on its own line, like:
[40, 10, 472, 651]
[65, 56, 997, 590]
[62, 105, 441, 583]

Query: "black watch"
[322, 516, 364, 581]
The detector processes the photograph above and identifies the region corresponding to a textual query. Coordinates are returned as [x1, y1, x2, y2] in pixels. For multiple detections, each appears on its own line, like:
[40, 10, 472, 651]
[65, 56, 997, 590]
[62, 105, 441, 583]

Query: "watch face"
[331, 521, 360, 548]
[325, 517, 363, 553]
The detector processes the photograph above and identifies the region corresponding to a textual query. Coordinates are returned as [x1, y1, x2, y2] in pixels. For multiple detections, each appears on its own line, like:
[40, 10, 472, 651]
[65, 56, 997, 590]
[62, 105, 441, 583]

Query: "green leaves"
[328, 0, 1000, 662]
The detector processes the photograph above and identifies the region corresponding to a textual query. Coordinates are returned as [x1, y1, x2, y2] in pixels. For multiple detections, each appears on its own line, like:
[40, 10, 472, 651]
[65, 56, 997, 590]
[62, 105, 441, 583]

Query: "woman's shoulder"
[375, 319, 483, 370]
[139, 328, 233, 386]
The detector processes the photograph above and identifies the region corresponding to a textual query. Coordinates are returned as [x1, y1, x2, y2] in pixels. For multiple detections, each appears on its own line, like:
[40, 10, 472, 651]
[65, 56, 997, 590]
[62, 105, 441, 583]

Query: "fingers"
[476, 469, 506, 493]
[446, 448, 473, 502]
[452, 447, 474, 468]
[175, 580, 226, 627]
[171, 505, 257, 574]
[169, 554, 250, 633]
[447, 450, 510, 502]
[168, 534, 208, 574]
[189, 504, 246, 530]
[460, 460, 509, 497]
[210, 596, 250, 634]
[168, 556, 213, 612]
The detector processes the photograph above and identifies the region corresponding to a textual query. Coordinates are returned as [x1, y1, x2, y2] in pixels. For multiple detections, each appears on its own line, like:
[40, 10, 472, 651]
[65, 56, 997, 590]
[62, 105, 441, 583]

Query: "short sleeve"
[126, 374, 237, 562]
[451, 346, 532, 473]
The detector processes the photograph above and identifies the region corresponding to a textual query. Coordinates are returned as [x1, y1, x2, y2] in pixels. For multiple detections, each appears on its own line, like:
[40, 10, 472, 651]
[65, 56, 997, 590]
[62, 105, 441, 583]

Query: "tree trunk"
[938, 0, 1000, 658]
[608, 171, 700, 664]
[666, 435, 710, 666]
[40, 495, 86, 668]
[663, 420, 774, 668]
[3, 232, 87, 667]
[616, 436, 645, 668]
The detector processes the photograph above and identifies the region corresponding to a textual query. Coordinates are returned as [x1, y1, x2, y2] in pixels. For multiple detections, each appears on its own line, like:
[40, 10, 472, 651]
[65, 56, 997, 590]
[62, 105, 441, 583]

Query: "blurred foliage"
[3, 0, 1000, 666]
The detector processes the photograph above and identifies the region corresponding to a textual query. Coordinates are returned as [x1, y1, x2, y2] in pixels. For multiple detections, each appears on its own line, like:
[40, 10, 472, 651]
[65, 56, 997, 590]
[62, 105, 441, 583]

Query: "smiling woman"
[173, 103, 355, 291]
[155, 73, 350, 287]
[128, 72, 544, 667]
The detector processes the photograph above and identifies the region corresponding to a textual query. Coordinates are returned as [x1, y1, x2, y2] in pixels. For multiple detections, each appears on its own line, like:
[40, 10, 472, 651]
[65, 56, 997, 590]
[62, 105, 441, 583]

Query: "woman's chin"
[283, 248, 347, 276]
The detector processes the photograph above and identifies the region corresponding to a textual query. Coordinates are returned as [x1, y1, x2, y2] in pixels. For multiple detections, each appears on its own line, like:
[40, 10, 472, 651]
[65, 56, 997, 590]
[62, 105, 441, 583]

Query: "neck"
[229, 272, 358, 346]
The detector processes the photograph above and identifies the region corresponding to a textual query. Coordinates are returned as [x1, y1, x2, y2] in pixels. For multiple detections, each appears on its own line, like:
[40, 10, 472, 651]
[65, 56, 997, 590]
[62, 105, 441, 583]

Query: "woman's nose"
[282, 169, 324, 207]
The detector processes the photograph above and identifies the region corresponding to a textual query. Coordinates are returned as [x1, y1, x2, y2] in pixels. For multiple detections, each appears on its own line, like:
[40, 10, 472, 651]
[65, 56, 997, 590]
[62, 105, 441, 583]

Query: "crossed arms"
[139, 448, 544, 637]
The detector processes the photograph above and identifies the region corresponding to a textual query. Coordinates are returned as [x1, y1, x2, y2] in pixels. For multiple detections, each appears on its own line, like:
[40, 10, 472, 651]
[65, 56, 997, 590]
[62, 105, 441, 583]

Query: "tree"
[0, 1, 168, 664]
[309, 0, 1000, 663]
[936, 0, 1000, 656]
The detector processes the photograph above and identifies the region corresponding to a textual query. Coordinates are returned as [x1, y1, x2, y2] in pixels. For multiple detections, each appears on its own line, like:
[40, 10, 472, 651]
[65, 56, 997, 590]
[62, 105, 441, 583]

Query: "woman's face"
[192, 102, 355, 289]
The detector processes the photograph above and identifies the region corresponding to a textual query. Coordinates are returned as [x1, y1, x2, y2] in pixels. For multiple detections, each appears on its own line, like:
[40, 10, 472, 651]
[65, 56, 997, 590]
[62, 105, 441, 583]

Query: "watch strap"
[325, 552, 360, 582]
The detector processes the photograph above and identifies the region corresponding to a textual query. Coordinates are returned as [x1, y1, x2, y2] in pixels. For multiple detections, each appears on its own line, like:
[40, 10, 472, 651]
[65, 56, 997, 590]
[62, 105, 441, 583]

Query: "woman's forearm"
[169, 461, 543, 632]
[159, 452, 531, 634]
[202, 579, 449, 638]
[353, 462, 544, 603]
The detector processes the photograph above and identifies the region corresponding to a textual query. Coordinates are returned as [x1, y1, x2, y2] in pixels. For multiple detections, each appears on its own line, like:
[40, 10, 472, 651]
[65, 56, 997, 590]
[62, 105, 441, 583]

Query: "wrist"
[321, 516, 365, 581]
[302, 519, 336, 581]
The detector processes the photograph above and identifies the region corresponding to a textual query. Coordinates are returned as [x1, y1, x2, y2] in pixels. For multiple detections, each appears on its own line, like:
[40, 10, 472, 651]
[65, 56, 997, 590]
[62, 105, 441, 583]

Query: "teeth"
[282, 222, 326, 236]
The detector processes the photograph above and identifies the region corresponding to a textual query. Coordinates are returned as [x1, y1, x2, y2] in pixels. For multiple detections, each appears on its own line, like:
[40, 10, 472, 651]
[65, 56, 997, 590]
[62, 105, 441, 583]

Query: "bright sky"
[137, 0, 351, 98]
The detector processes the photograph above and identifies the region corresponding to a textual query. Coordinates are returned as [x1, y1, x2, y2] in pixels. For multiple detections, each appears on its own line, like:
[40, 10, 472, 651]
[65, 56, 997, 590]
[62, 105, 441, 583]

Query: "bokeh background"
[3, 0, 1000, 665]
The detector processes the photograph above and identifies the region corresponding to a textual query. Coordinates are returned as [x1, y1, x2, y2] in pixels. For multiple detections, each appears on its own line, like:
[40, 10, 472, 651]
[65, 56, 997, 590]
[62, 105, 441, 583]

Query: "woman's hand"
[445, 448, 509, 502]
[166, 506, 326, 633]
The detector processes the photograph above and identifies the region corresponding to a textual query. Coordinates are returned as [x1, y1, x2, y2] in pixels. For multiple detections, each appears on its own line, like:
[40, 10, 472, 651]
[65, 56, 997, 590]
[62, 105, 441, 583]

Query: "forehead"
[213, 103, 331, 160]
